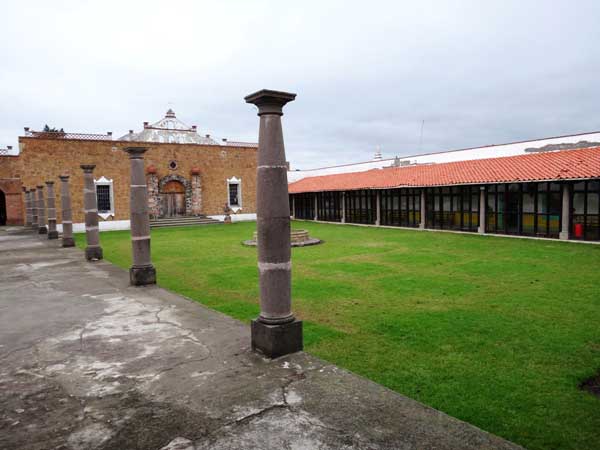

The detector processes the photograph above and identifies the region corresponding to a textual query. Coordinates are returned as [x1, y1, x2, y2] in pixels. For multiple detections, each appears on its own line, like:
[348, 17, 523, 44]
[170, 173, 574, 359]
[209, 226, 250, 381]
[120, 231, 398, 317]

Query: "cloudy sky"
[1, 0, 598, 169]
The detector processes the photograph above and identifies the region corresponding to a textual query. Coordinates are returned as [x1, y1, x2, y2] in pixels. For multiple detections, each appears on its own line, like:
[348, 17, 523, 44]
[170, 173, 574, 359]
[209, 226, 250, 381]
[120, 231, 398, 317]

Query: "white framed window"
[227, 176, 242, 213]
[94, 176, 114, 219]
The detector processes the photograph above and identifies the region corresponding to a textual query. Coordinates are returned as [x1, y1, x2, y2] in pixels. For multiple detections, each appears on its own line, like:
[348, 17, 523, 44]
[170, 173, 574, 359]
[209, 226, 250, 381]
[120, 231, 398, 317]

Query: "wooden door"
[160, 181, 186, 217]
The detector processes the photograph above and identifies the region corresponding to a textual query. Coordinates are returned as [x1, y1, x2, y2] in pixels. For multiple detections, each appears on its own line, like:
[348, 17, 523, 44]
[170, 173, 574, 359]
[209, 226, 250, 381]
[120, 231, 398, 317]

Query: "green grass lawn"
[76, 221, 600, 450]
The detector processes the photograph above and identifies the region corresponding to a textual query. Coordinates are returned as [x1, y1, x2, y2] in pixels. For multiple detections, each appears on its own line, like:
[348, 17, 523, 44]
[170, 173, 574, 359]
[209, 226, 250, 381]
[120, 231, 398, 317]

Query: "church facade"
[0, 110, 258, 228]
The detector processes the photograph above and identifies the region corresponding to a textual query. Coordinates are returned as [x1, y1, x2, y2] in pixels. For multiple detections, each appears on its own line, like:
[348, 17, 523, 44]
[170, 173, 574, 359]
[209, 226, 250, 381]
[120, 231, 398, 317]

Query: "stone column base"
[62, 238, 75, 248]
[130, 265, 156, 286]
[559, 231, 570, 240]
[251, 319, 303, 359]
[85, 246, 103, 261]
[477, 226, 485, 234]
[38, 227, 48, 234]
[48, 231, 59, 240]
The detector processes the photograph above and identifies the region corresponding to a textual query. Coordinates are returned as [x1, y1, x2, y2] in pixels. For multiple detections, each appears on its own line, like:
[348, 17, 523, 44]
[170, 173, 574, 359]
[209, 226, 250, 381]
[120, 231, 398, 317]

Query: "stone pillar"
[81, 165, 103, 260]
[419, 189, 426, 230]
[59, 175, 75, 247]
[31, 188, 38, 229]
[341, 192, 346, 223]
[191, 168, 202, 215]
[23, 188, 32, 227]
[477, 186, 486, 234]
[376, 190, 381, 226]
[37, 185, 47, 234]
[314, 193, 318, 221]
[245, 89, 302, 358]
[125, 147, 156, 285]
[45, 181, 59, 239]
[559, 183, 571, 240]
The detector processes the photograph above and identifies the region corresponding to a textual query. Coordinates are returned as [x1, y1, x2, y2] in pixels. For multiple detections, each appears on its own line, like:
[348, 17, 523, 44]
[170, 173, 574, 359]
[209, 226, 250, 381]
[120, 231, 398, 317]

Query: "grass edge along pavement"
[75, 220, 600, 450]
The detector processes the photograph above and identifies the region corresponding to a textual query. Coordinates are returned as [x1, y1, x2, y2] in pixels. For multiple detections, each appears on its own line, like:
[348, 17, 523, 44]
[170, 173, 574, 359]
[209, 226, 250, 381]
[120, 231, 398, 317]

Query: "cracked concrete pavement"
[0, 227, 522, 450]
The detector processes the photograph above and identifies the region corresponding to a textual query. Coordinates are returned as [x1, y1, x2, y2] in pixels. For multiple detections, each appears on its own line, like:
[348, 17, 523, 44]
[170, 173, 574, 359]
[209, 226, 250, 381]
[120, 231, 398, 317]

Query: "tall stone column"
[80, 165, 103, 260]
[31, 188, 38, 229]
[45, 181, 58, 239]
[23, 188, 32, 227]
[245, 89, 302, 358]
[124, 147, 156, 286]
[419, 189, 426, 230]
[341, 192, 346, 223]
[314, 193, 318, 221]
[59, 175, 75, 247]
[477, 186, 486, 234]
[559, 183, 571, 240]
[37, 185, 47, 234]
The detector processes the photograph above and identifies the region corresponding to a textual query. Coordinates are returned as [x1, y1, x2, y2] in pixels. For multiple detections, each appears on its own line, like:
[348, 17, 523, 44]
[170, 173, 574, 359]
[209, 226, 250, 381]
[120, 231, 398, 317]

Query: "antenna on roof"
[419, 119, 425, 152]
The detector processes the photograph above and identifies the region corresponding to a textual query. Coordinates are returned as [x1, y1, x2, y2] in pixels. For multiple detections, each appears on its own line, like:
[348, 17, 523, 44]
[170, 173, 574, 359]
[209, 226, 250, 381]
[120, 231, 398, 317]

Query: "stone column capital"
[245, 89, 296, 116]
[59, 174, 70, 181]
[37, 185, 44, 190]
[22, 186, 27, 193]
[124, 147, 149, 159]
[45, 180, 54, 186]
[80, 164, 96, 173]
[31, 188, 36, 192]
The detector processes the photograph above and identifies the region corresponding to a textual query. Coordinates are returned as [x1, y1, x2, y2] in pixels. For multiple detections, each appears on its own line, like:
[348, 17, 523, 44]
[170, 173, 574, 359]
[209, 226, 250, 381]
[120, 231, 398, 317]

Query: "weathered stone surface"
[251, 318, 303, 358]
[36, 186, 47, 234]
[45, 181, 58, 239]
[125, 147, 156, 286]
[59, 175, 75, 247]
[246, 89, 299, 350]
[30, 188, 38, 228]
[81, 165, 103, 261]
[85, 245, 103, 261]
[130, 264, 157, 286]
[0, 228, 523, 450]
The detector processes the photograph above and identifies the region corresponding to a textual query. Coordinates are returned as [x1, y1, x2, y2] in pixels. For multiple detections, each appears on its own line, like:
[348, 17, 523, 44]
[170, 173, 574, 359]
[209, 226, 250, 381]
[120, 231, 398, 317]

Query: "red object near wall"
[574, 223, 584, 238]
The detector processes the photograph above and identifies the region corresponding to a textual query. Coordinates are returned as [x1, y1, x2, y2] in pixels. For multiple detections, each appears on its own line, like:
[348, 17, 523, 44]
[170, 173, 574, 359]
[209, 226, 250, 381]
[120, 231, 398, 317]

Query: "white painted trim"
[227, 176, 242, 212]
[208, 213, 256, 223]
[57, 220, 131, 233]
[94, 176, 115, 219]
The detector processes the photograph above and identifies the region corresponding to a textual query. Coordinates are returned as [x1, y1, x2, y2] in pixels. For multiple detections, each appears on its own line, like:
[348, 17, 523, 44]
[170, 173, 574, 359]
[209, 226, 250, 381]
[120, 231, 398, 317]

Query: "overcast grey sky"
[1, 0, 599, 169]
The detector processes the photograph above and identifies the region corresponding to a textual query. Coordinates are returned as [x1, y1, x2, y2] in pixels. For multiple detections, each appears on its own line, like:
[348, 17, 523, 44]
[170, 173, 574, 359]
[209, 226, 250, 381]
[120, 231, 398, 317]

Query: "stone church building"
[0, 109, 258, 228]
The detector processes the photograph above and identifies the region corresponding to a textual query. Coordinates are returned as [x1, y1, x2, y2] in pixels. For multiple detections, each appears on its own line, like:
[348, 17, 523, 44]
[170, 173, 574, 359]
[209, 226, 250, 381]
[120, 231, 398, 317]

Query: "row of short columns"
[298, 184, 573, 240]
[21, 148, 157, 286]
[24, 177, 79, 248]
[20, 91, 300, 360]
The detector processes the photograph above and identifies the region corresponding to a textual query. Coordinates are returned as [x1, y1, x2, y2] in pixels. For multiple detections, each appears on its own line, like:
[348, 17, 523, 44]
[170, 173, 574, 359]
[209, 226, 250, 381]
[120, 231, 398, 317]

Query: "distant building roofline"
[291, 130, 600, 172]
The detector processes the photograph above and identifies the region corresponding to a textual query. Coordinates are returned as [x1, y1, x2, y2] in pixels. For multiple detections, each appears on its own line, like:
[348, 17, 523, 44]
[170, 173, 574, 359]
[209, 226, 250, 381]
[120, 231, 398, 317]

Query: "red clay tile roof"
[288, 147, 600, 193]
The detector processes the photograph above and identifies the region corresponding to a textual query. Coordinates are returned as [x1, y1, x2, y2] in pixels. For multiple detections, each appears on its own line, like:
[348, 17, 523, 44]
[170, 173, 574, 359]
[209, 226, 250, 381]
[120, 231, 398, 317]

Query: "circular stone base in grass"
[243, 229, 322, 247]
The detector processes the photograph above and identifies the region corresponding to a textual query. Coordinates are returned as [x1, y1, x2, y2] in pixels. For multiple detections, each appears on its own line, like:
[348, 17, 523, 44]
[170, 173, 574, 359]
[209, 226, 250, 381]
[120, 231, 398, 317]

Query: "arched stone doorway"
[0, 189, 6, 226]
[161, 180, 186, 217]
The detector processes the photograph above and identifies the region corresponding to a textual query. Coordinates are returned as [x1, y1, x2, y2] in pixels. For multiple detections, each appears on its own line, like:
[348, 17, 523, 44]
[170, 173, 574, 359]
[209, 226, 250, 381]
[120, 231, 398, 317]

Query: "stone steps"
[149, 215, 221, 228]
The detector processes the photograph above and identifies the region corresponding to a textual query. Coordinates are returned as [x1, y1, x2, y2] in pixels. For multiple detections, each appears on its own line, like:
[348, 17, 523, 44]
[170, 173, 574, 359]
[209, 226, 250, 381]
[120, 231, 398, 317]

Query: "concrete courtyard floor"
[0, 227, 522, 450]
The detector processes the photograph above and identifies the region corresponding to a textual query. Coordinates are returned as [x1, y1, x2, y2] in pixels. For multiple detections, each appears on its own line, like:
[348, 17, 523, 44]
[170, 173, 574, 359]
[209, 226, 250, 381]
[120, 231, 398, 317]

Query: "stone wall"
[0, 178, 24, 225]
[4, 137, 257, 224]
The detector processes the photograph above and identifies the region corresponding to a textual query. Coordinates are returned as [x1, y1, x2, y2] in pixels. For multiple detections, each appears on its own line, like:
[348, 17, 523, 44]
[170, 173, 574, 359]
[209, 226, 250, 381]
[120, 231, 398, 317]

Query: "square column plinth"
[251, 319, 303, 359]
[130, 265, 157, 286]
